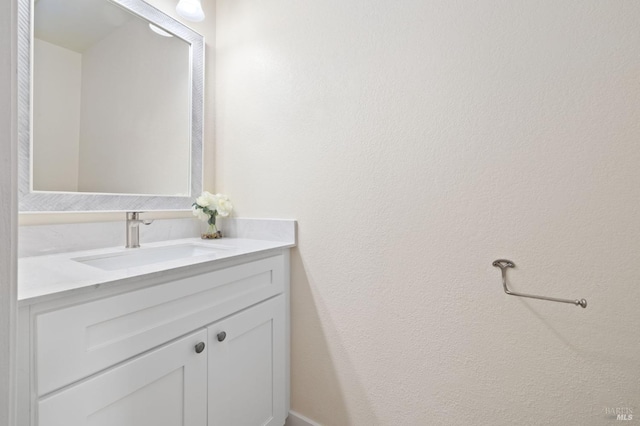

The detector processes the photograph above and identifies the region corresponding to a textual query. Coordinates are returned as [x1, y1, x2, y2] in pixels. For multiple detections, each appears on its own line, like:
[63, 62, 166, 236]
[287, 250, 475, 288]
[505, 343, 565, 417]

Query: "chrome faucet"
[125, 212, 154, 248]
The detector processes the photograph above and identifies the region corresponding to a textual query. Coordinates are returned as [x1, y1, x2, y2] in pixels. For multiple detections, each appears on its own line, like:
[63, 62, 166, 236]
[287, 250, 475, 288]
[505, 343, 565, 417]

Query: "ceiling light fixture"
[149, 23, 173, 37]
[176, 0, 205, 22]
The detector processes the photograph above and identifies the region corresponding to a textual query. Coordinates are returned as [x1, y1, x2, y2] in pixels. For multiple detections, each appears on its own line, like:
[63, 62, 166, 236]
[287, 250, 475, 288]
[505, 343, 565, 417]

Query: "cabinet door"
[38, 330, 208, 426]
[208, 296, 286, 426]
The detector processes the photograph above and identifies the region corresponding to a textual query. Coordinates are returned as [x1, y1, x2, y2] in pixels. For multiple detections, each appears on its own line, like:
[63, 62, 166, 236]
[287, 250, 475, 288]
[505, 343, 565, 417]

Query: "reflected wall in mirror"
[34, 0, 191, 195]
[18, 0, 204, 211]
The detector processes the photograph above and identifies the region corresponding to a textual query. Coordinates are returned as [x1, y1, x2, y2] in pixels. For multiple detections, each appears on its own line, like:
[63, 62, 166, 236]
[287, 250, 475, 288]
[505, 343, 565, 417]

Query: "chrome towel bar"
[492, 259, 587, 309]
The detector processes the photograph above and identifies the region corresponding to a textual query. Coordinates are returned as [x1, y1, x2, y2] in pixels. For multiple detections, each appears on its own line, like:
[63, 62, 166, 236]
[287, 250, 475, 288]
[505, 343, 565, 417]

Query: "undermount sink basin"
[72, 243, 230, 271]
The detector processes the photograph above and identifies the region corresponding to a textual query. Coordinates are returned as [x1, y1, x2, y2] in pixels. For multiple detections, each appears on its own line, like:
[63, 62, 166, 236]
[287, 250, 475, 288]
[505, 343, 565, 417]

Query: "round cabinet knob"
[195, 342, 206, 354]
[217, 331, 227, 342]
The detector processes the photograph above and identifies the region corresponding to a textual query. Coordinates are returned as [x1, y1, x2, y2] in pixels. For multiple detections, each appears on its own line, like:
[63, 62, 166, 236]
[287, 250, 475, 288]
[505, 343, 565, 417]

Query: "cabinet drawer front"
[36, 254, 284, 396]
[38, 329, 208, 426]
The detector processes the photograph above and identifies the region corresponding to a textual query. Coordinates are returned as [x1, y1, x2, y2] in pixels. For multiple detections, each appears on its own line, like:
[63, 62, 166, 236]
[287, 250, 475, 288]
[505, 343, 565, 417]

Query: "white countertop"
[18, 237, 294, 305]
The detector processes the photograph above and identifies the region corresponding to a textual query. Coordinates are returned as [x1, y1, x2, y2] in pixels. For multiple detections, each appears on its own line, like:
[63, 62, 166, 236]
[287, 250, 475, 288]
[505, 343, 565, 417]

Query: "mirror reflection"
[33, 0, 191, 196]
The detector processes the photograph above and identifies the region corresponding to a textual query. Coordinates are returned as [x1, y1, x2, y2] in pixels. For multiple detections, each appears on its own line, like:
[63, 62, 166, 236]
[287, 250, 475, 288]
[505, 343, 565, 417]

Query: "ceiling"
[34, 0, 135, 52]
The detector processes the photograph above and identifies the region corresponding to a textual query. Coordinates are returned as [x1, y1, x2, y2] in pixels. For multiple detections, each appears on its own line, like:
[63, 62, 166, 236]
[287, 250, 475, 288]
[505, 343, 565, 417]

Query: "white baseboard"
[286, 410, 322, 426]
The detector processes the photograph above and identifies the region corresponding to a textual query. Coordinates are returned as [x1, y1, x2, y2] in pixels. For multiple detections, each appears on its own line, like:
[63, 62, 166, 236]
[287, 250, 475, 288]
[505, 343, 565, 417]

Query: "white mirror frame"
[17, 0, 204, 212]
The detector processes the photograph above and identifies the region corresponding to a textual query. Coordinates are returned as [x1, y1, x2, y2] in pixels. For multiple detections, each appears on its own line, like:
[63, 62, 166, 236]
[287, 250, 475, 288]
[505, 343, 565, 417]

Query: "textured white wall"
[215, 1, 640, 425]
[33, 39, 81, 192]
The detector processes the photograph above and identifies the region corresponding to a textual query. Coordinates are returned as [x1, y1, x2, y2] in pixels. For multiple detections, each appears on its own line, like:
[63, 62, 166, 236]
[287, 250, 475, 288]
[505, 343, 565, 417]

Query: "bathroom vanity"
[17, 235, 293, 426]
[13, 0, 295, 421]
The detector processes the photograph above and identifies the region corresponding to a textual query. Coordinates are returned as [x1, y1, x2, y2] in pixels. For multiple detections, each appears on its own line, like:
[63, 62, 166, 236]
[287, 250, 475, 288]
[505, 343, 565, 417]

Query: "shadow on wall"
[289, 247, 377, 425]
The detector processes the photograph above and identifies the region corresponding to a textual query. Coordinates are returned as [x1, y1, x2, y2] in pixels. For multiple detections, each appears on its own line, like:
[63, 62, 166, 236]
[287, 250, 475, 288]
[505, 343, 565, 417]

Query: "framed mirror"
[18, 0, 204, 211]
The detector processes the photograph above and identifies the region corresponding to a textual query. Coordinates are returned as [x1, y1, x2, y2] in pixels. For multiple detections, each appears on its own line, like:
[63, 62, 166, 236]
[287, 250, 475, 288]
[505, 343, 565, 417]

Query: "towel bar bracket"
[492, 259, 587, 309]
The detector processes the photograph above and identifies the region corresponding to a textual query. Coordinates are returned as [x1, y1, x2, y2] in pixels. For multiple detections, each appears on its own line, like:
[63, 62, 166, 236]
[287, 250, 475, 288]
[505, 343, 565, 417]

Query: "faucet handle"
[126, 212, 153, 224]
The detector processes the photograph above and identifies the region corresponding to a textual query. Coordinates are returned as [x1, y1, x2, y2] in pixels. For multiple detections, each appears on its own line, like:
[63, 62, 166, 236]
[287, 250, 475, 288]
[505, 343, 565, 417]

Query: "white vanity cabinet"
[18, 250, 290, 426]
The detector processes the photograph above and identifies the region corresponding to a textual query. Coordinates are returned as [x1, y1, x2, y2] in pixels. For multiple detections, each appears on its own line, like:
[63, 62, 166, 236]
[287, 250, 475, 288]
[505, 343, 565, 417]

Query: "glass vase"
[201, 222, 222, 239]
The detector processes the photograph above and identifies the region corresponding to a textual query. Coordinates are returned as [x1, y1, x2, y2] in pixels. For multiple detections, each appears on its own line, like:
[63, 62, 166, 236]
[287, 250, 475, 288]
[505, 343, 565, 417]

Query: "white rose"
[192, 206, 210, 222]
[195, 191, 215, 208]
[214, 194, 233, 217]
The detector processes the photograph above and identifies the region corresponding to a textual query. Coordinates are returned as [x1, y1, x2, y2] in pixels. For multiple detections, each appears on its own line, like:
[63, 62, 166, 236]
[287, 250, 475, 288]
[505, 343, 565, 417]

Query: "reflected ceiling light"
[176, 0, 205, 22]
[149, 23, 174, 37]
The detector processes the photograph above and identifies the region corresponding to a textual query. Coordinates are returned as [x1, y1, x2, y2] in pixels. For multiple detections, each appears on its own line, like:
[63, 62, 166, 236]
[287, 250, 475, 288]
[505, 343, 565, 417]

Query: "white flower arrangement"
[192, 191, 233, 238]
